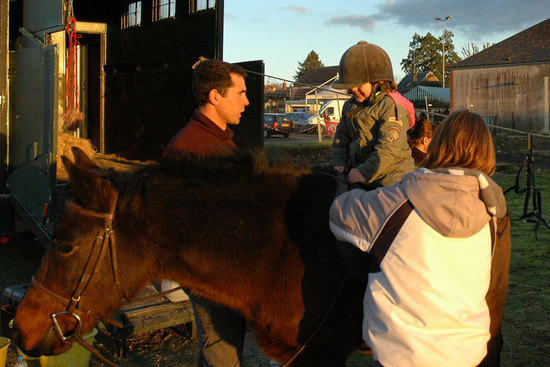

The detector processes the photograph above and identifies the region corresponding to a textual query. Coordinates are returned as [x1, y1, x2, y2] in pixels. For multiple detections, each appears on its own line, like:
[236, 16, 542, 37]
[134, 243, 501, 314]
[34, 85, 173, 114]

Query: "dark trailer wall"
[1, 0, 263, 241]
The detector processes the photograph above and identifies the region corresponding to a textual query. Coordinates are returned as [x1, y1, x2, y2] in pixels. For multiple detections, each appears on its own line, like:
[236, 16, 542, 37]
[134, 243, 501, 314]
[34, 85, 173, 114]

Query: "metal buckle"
[50, 311, 82, 341]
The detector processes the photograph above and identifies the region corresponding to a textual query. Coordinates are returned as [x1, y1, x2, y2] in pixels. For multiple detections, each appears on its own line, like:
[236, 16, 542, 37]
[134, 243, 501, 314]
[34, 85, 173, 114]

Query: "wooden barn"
[449, 17, 550, 133]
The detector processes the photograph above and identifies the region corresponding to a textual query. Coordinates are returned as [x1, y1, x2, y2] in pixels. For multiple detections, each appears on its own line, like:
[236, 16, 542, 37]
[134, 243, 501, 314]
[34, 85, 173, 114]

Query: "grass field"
[493, 167, 550, 366]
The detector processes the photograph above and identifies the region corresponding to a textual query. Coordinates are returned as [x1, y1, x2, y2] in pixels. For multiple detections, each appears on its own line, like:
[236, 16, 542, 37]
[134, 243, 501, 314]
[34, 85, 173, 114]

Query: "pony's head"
[13, 148, 123, 356]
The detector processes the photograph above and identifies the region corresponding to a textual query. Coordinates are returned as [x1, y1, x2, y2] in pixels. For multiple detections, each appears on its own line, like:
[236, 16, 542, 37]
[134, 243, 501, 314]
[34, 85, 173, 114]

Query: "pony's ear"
[62, 148, 116, 212]
[61, 148, 102, 182]
[71, 147, 100, 170]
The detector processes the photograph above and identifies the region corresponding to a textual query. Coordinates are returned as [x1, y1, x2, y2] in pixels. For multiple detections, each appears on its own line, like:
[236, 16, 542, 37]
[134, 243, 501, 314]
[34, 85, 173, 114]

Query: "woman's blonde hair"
[423, 110, 496, 175]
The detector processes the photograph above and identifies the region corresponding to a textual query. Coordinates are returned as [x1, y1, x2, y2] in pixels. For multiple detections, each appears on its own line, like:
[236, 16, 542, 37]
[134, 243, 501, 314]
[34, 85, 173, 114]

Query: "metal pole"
[544, 76, 549, 133]
[441, 21, 445, 88]
[435, 16, 452, 88]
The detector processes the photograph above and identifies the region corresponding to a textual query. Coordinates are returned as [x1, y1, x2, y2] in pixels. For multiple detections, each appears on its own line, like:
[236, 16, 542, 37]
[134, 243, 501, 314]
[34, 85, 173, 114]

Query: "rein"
[280, 271, 351, 366]
[31, 191, 122, 367]
[280, 171, 352, 366]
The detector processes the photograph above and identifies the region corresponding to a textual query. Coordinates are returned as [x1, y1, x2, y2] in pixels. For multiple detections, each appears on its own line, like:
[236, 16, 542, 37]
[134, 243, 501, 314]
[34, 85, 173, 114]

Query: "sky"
[223, 0, 548, 85]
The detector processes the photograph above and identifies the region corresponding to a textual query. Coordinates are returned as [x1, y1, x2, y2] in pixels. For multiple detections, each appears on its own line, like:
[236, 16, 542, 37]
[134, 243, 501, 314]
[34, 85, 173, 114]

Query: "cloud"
[327, 15, 375, 31]
[281, 6, 310, 14]
[376, 0, 548, 41]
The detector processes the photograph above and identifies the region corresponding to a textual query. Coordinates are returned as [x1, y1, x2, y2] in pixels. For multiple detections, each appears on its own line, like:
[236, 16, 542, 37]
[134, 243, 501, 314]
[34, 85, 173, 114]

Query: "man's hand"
[333, 165, 346, 173]
[347, 168, 366, 184]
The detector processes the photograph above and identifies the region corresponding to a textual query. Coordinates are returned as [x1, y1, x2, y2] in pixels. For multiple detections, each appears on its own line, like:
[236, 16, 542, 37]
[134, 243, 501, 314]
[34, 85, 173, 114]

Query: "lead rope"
[63, 7, 84, 130]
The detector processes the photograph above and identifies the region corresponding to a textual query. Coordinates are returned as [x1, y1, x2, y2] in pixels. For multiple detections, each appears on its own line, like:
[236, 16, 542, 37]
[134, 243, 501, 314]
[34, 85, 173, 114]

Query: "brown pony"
[12, 148, 366, 366]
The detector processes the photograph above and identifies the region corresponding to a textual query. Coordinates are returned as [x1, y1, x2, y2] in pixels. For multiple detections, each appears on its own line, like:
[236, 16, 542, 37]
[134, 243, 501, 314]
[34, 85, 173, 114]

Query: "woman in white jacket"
[330, 110, 511, 367]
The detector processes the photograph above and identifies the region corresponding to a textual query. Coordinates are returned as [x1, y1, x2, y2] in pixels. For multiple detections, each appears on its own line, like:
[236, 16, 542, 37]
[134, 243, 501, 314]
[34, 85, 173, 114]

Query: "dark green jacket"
[329, 91, 415, 187]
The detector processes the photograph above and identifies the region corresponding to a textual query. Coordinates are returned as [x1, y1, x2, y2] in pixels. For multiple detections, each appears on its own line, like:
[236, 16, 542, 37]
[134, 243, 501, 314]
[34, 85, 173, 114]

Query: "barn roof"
[451, 17, 550, 69]
[403, 86, 450, 107]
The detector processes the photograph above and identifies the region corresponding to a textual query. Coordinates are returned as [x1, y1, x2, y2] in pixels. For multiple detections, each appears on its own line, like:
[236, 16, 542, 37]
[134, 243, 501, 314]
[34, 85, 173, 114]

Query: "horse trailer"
[0, 0, 264, 245]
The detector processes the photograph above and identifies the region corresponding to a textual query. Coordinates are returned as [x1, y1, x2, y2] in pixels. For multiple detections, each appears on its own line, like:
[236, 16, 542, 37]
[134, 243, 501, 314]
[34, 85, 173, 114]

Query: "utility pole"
[435, 16, 452, 88]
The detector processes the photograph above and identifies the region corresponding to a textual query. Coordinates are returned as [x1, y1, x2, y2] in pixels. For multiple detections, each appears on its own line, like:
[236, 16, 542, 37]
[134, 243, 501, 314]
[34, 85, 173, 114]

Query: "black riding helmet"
[332, 40, 394, 90]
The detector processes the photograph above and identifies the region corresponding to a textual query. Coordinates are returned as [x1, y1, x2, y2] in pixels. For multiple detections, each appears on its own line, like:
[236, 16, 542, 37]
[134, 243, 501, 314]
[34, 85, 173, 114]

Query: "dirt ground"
[3, 325, 372, 366]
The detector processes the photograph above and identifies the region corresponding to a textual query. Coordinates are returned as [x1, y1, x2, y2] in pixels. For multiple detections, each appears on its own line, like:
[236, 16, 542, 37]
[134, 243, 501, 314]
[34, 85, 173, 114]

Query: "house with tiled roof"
[397, 71, 442, 94]
[449, 17, 550, 133]
[298, 66, 339, 85]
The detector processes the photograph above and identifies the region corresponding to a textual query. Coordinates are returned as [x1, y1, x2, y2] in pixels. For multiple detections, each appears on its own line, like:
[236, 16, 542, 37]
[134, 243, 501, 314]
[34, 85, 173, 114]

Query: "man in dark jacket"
[163, 59, 249, 159]
[162, 59, 249, 367]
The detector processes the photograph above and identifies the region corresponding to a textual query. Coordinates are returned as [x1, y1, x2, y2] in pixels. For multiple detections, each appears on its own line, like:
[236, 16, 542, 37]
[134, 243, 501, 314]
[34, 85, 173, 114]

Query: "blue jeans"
[190, 294, 247, 367]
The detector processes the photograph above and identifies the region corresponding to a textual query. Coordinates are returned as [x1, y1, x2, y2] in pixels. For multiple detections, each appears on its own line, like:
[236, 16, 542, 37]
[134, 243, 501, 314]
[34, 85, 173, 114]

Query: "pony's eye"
[56, 244, 74, 254]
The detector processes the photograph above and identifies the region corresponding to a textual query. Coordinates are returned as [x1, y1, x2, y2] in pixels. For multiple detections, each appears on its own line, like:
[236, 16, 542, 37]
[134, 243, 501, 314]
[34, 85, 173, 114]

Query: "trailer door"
[0, 0, 11, 233]
[8, 45, 58, 244]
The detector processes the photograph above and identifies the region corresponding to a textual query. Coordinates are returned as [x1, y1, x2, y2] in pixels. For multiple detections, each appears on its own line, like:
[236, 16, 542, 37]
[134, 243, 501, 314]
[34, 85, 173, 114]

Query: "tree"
[294, 50, 324, 82]
[400, 32, 461, 87]
[461, 42, 495, 58]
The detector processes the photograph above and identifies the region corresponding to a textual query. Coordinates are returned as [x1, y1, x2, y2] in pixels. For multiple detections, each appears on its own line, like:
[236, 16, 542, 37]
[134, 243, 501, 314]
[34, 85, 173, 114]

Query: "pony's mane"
[108, 149, 311, 194]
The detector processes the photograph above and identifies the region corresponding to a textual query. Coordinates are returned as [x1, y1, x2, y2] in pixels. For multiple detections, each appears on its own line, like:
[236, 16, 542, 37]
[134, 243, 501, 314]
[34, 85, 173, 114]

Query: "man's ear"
[208, 88, 220, 106]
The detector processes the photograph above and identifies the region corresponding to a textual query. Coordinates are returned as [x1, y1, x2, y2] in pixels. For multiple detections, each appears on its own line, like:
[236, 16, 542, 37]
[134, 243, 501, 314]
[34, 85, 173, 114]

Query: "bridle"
[30, 190, 123, 367]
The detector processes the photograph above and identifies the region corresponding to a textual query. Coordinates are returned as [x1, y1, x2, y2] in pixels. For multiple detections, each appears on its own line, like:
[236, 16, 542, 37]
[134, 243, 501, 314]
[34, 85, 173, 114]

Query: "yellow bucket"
[0, 337, 10, 367]
[39, 328, 98, 367]
[17, 347, 40, 360]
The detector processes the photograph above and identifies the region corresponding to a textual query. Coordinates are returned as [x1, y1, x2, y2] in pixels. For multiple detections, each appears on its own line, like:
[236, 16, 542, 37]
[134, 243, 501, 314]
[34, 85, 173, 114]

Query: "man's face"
[217, 73, 250, 125]
[350, 82, 372, 103]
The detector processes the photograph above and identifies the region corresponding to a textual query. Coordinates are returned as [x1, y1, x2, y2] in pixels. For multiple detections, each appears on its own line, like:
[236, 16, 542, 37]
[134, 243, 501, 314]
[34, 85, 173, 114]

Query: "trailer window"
[190, 0, 215, 13]
[121, 1, 142, 29]
[153, 0, 176, 22]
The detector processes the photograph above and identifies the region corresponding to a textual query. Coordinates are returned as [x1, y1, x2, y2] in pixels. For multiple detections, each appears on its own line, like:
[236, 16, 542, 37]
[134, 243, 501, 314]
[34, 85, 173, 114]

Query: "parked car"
[285, 112, 311, 130]
[264, 113, 294, 138]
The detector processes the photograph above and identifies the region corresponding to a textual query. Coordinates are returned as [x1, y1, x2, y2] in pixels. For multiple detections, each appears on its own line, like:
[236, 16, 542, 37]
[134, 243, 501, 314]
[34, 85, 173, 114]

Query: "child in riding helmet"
[330, 41, 415, 188]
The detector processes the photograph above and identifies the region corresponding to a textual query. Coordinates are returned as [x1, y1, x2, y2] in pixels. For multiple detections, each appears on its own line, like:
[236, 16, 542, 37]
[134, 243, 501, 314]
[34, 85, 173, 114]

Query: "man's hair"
[423, 110, 496, 175]
[192, 60, 247, 106]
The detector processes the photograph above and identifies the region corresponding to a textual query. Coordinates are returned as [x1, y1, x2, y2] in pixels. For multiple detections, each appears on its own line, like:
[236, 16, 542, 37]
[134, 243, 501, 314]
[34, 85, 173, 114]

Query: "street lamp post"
[435, 15, 452, 88]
